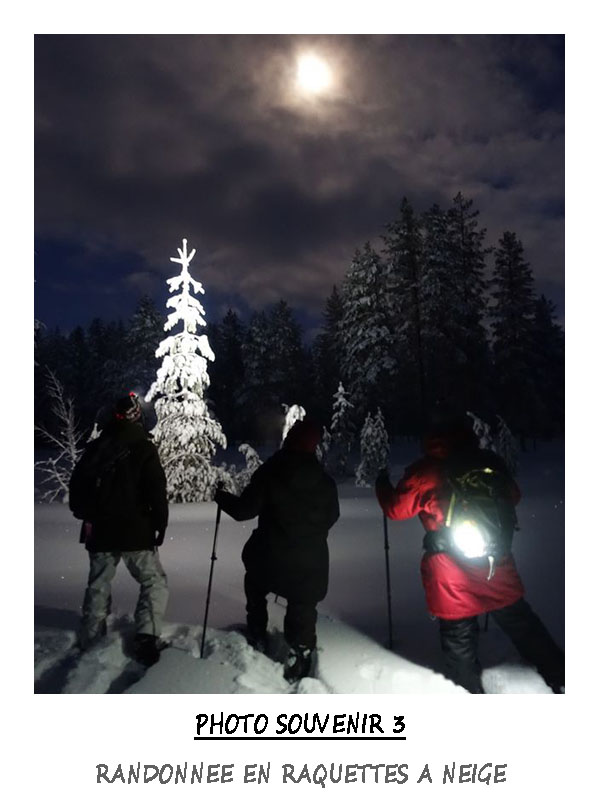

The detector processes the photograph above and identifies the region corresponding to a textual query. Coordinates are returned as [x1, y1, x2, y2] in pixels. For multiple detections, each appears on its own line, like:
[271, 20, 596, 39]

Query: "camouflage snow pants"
[79, 550, 169, 648]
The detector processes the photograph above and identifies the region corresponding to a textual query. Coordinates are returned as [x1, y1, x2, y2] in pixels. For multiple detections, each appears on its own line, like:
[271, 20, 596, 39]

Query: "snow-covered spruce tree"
[35, 369, 85, 502]
[494, 415, 519, 476]
[281, 403, 306, 445]
[339, 242, 395, 417]
[355, 407, 390, 488]
[466, 410, 495, 450]
[215, 442, 263, 494]
[381, 197, 425, 431]
[146, 239, 226, 502]
[316, 425, 331, 465]
[330, 381, 354, 476]
[466, 411, 518, 475]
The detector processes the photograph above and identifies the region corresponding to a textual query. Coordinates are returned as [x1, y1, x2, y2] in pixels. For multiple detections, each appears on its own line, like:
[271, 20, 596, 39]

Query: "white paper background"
[11, 3, 592, 796]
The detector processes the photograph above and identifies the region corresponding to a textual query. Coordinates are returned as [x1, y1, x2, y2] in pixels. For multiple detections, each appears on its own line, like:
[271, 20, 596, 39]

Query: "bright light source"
[451, 520, 487, 559]
[296, 53, 333, 95]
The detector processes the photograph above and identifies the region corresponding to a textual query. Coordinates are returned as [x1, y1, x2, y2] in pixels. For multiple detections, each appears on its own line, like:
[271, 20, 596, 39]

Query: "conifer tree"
[494, 415, 519, 476]
[467, 410, 494, 450]
[281, 403, 306, 445]
[269, 300, 307, 404]
[381, 197, 425, 431]
[316, 425, 331, 465]
[330, 381, 354, 476]
[339, 242, 395, 416]
[125, 296, 164, 394]
[209, 308, 246, 441]
[312, 285, 343, 415]
[355, 407, 390, 487]
[446, 192, 492, 410]
[63, 326, 92, 421]
[489, 232, 538, 439]
[531, 295, 564, 436]
[242, 310, 277, 438]
[146, 239, 226, 501]
[215, 443, 263, 494]
[419, 203, 465, 409]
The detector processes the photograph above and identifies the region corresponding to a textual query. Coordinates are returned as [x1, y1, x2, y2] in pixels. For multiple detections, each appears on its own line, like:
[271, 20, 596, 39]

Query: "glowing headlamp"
[451, 519, 487, 559]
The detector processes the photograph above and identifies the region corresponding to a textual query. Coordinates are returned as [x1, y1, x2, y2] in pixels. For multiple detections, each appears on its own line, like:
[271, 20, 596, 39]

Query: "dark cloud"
[35, 34, 564, 329]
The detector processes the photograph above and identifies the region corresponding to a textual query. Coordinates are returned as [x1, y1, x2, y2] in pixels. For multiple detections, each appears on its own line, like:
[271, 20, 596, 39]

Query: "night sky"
[34, 34, 564, 336]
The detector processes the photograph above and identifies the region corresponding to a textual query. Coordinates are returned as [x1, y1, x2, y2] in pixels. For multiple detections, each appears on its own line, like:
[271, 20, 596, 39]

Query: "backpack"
[442, 461, 518, 579]
[69, 436, 131, 522]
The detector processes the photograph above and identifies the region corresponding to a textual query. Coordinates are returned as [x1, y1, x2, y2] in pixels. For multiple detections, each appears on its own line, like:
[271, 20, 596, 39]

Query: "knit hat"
[283, 419, 322, 453]
[424, 412, 478, 458]
[114, 392, 142, 423]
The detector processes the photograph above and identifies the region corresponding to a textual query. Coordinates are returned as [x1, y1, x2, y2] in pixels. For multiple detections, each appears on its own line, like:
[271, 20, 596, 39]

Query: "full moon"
[296, 53, 333, 95]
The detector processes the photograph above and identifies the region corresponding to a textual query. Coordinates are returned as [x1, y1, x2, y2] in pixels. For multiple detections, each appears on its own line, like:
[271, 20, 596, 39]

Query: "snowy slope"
[34, 441, 564, 695]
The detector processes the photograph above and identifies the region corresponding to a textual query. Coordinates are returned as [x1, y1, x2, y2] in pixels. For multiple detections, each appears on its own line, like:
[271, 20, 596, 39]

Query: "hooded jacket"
[216, 447, 340, 603]
[376, 428, 524, 619]
[69, 419, 168, 553]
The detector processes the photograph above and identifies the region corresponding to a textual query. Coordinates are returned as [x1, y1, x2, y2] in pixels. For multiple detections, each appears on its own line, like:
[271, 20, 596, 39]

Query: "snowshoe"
[132, 634, 168, 667]
[284, 646, 313, 683]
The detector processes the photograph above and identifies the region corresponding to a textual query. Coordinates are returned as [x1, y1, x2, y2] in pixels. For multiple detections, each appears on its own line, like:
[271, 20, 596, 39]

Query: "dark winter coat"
[69, 419, 168, 553]
[216, 449, 340, 603]
[376, 430, 524, 619]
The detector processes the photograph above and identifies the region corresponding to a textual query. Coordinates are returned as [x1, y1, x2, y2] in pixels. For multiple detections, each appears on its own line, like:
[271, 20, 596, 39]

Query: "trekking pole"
[383, 513, 393, 650]
[200, 503, 222, 658]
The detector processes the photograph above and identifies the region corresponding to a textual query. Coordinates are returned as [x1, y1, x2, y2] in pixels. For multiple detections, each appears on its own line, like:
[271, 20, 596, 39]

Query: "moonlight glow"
[296, 53, 333, 95]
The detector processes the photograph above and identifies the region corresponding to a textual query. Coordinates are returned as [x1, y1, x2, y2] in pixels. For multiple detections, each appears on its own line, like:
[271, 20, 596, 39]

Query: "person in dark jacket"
[375, 415, 565, 694]
[69, 392, 169, 666]
[215, 419, 340, 682]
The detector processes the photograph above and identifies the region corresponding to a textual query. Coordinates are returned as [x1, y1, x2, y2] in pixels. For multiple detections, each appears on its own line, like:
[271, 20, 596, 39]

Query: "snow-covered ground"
[34, 440, 564, 694]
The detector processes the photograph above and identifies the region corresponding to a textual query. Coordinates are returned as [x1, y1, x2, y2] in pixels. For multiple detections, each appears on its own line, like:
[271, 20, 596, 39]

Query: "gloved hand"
[214, 482, 226, 505]
[155, 529, 166, 547]
[376, 468, 390, 489]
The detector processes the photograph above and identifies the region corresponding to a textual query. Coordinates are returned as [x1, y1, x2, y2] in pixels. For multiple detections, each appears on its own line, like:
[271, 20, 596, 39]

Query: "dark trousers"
[244, 569, 318, 650]
[439, 598, 565, 694]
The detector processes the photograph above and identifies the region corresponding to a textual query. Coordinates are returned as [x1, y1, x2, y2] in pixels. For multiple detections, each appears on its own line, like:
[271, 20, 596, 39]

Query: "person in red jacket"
[375, 415, 564, 694]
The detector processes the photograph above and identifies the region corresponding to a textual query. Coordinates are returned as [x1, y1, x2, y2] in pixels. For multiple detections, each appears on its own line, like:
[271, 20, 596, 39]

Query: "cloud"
[35, 34, 564, 324]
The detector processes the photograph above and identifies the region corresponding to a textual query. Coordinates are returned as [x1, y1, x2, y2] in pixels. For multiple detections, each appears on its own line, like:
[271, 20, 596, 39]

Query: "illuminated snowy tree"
[330, 382, 354, 476]
[281, 403, 306, 446]
[146, 239, 226, 501]
[355, 407, 389, 487]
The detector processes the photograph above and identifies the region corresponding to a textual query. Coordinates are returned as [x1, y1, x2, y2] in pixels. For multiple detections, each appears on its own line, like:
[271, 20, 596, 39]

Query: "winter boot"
[132, 634, 163, 667]
[77, 619, 107, 652]
[245, 626, 268, 654]
[284, 646, 313, 683]
[248, 633, 268, 655]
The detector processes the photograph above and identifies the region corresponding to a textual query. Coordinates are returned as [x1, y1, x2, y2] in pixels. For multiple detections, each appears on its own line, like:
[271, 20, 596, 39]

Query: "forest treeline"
[35, 193, 564, 446]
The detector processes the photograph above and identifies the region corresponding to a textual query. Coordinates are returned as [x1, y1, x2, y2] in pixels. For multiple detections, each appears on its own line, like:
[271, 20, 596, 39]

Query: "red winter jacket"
[376, 432, 524, 620]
